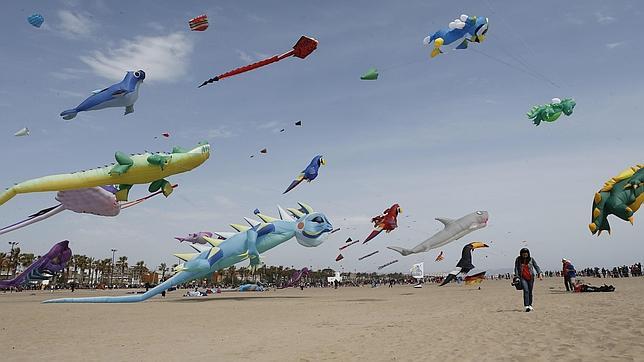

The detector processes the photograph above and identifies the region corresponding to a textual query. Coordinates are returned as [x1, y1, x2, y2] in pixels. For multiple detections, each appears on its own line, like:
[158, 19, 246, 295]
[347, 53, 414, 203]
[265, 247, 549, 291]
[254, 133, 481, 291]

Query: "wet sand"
[1, 277, 643, 361]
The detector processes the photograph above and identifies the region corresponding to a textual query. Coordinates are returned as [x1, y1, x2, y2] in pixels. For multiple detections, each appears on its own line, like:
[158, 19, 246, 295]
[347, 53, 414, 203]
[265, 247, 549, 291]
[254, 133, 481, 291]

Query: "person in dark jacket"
[562, 258, 576, 291]
[514, 248, 542, 312]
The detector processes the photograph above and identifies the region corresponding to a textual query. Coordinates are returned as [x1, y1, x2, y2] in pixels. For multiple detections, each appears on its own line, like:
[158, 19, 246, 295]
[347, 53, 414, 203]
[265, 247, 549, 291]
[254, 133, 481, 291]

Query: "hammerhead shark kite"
[0, 240, 72, 290]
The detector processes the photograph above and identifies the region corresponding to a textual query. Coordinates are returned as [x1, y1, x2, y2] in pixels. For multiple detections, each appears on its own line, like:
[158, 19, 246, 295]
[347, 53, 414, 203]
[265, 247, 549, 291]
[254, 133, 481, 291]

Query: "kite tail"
[386, 246, 414, 256]
[439, 274, 456, 286]
[363, 229, 382, 244]
[0, 187, 17, 206]
[283, 179, 303, 194]
[43, 271, 196, 304]
[60, 109, 78, 120]
[0, 205, 65, 236]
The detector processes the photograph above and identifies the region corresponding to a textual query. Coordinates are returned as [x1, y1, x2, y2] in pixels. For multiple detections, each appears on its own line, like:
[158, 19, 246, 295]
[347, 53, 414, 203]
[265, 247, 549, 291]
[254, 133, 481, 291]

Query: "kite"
[0, 240, 71, 290]
[283, 267, 311, 288]
[0, 142, 210, 207]
[27, 14, 44, 28]
[283, 155, 325, 194]
[439, 241, 489, 286]
[423, 14, 489, 58]
[14, 127, 29, 137]
[361, 68, 379, 80]
[358, 250, 379, 260]
[239, 284, 265, 292]
[378, 259, 399, 270]
[0, 185, 177, 236]
[295, 121, 303, 126]
[435, 251, 444, 262]
[464, 271, 486, 286]
[188, 14, 209, 31]
[410, 262, 424, 280]
[589, 164, 643, 235]
[44, 203, 334, 303]
[364, 203, 401, 243]
[339, 238, 360, 251]
[388, 211, 488, 256]
[260, 148, 268, 154]
[199, 35, 318, 87]
[60, 70, 145, 120]
[175, 231, 215, 245]
[526, 98, 576, 126]
[336, 254, 344, 262]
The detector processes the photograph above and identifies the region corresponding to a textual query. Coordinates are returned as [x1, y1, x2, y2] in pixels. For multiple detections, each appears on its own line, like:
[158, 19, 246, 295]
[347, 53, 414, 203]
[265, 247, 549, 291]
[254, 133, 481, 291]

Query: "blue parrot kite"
[423, 14, 489, 58]
[60, 70, 146, 120]
[283, 155, 325, 194]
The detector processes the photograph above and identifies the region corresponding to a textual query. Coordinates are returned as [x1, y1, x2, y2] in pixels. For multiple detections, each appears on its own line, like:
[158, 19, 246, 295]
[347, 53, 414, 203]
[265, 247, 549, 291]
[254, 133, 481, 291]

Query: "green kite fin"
[110, 152, 134, 175]
[147, 154, 171, 169]
[360, 68, 379, 80]
[115, 184, 133, 202]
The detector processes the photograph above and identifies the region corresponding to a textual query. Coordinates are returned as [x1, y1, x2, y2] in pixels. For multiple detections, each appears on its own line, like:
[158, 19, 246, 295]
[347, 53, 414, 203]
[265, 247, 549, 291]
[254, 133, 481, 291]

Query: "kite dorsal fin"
[173, 253, 199, 262]
[212, 231, 235, 239]
[436, 217, 455, 227]
[230, 224, 250, 232]
[287, 208, 305, 219]
[207, 246, 221, 258]
[277, 205, 295, 221]
[243, 217, 262, 227]
[202, 236, 224, 247]
[256, 213, 278, 223]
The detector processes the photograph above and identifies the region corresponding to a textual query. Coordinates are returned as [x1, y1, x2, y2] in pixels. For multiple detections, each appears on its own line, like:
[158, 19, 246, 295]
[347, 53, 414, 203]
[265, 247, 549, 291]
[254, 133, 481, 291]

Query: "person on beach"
[562, 258, 576, 291]
[514, 248, 542, 312]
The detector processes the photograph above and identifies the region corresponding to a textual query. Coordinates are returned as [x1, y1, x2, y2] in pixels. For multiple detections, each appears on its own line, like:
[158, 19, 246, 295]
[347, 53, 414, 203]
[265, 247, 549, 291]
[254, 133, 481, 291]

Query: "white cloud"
[57, 10, 97, 38]
[80, 32, 194, 83]
[235, 49, 254, 63]
[605, 41, 624, 49]
[595, 12, 616, 24]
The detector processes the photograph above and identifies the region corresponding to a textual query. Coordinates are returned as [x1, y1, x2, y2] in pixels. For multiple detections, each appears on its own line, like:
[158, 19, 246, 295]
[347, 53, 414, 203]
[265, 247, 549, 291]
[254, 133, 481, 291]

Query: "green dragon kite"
[526, 98, 576, 126]
[589, 164, 643, 235]
[0, 142, 210, 206]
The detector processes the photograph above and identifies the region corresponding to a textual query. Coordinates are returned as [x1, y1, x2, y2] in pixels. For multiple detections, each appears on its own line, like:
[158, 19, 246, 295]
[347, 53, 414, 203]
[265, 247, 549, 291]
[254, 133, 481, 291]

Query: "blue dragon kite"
[44, 203, 333, 303]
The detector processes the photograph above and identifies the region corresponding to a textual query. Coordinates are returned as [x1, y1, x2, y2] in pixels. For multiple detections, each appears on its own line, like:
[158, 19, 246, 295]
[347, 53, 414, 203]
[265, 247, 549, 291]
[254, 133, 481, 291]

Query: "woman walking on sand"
[514, 248, 542, 312]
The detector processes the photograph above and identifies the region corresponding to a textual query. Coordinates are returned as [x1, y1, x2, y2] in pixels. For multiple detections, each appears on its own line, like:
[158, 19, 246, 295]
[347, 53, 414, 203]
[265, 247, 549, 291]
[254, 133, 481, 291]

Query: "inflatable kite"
[283, 155, 325, 194]
[0, 240, 71, 290]
[435, 251, 444, 262]
[378, 259, 398, 270]
[60, 70, 145, 120]
[423, 14, 489, 58]
[199, 35, 318, 87]
[175, 231, 216, 245]
[526, 98, 576, 126]
[361, 68, 378, 80]
[439, 242, 488, 286]
[239, 284, 265, 292]
[358, 250, 379, 260]
[364, 203, 401, 243]
[0, 185, 176, 236]
[44, 203, 333, 303]
[188, 14, 209, 31]
[335, 254, 344, 262]
[0, 142, 210, 207]
[28, 14, 44, 28]
[589, 164, 643, 235]
[14, 127, 29, 137]
[464, 271, 486, 286]
[388, 211, 488, 256]
[339, 238, 360, 251]
[283, 267, 310, 288]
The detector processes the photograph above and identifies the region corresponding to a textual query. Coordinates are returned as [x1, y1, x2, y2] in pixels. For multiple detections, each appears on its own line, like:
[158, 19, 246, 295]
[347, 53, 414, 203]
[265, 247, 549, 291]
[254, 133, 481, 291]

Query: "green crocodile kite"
[589, 164, 643, 235]
[0, 142, 210, 206]
[526, 97, 576, 126]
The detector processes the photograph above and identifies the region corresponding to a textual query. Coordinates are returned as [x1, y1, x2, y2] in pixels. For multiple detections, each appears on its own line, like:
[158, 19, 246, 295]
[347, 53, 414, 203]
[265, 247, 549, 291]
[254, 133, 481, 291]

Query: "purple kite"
[0, 240, 72, 290]
[0, 185, 177, 236]
[282, 267, 311, 288]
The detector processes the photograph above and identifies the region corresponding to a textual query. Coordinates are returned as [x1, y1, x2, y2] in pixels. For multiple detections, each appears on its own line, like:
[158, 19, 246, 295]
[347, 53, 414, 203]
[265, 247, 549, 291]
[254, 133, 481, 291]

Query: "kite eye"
[312, 216, 323, 223]
[134, 71, 141, 78]
[476, 211, 482, 215]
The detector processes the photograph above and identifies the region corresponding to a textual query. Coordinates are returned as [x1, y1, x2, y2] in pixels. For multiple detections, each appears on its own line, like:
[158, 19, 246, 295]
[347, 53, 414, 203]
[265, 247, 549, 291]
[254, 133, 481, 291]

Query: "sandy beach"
[1, 278, 643, 362]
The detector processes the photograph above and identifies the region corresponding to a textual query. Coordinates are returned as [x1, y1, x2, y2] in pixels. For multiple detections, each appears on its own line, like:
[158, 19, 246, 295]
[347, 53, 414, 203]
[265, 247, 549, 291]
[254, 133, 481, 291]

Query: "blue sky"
[0, 0, 642, 274]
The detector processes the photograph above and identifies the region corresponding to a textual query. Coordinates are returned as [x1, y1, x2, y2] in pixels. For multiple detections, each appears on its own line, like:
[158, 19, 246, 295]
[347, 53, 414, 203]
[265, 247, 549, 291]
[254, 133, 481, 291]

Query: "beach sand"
[1, 278, 643, 361]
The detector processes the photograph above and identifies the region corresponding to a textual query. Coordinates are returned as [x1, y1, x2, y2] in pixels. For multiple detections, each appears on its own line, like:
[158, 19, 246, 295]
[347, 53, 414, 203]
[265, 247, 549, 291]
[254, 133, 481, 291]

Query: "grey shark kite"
[387, 211, 488, 256]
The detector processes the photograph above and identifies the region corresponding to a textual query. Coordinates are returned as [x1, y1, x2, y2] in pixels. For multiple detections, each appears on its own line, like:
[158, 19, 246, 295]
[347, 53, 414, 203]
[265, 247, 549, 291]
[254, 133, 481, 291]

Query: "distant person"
[562, 258, 576, 292]
[514, 248, 542, 312]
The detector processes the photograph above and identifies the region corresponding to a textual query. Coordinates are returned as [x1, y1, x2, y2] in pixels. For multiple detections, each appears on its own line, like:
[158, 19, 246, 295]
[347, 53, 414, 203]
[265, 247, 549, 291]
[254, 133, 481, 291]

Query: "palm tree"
[116, 256, 128, 286]
[158, 263, 168, 281]
[9, 247, 21, 277]
[0, 252, 9, 277]
[19, 253, 35, 270]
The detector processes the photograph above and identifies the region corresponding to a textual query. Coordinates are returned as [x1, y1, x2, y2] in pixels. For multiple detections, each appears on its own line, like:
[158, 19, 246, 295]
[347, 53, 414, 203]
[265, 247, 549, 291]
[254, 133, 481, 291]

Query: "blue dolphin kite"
[283, 155, 325, 194]
[423, 14, 489, 58]
[60, 70, 145, 120]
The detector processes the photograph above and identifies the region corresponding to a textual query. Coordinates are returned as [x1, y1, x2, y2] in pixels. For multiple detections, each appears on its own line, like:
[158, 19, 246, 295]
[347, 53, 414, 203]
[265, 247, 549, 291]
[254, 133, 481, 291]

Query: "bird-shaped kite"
[364, 203, 402, 243]
[199, 35, 318, 87]
[439, 241, 488, 286]
[435, 251, 445, 262]
[423, 14, 489, 58]
[283, 155, 325, 194]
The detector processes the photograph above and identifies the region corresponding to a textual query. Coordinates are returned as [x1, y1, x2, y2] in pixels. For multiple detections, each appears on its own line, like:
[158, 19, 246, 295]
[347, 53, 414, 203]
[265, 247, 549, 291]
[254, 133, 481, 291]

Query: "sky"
[0, 0, 642, 274]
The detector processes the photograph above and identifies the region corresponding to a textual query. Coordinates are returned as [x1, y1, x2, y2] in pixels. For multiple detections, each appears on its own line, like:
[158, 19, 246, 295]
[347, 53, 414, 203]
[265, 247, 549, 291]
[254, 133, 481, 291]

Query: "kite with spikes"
[44, 203, 334, 304]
